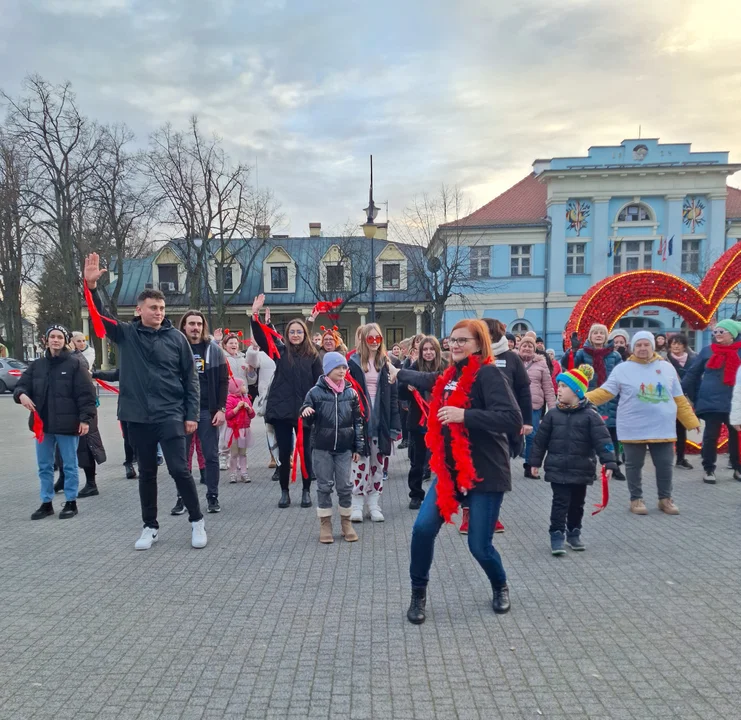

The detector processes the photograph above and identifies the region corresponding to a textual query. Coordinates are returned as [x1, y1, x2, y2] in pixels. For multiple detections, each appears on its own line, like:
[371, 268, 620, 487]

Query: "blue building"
[440, 138, 741, 350]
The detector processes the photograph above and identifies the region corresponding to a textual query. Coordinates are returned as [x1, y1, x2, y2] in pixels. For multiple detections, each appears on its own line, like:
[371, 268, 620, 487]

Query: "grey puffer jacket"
[301, 377, 365, 454]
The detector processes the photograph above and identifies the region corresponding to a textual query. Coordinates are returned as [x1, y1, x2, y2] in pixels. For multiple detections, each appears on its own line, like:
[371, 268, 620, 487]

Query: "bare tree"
[1, 76, 101, 329]
[396, 184, 504, 336]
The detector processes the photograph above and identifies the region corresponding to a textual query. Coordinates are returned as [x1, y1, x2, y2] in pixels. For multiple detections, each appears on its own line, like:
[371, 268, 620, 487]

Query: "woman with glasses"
[348, 323, 400, 522]
[251, 294, 323, 509]
[388, 319, 523, 622]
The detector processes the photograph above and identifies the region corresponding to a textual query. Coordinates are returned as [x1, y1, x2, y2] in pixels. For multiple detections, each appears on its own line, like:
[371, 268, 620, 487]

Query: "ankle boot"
[78, 483, 99, 498]
[350, 496, 364, 523]
[339, 509, 358, 542]
[301, 489, 312, 508]
[319, 515, 334, 543]
[407, 587, 427, 624]
[278, 490, 290, 508]
[492, 585, 510, 614]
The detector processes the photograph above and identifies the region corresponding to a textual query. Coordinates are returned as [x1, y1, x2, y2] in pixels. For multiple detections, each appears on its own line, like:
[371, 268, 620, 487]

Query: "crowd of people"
[13, 252, 741, 626]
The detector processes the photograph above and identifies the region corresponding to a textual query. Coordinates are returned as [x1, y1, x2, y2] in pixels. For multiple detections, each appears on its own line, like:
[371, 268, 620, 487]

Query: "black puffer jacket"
[14, 349, 96, 435]
[301, 377, 365, 453]
[251, 318, 323, 423]
[528, 399, 617, 485]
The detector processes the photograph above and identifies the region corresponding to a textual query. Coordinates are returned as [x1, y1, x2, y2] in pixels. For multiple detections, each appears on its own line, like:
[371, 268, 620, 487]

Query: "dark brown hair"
[137, 288, 165, 303]
[418, 335, 443, 373]
[482, 318, 506, 343]
[179, 310, 209, 343]
[284, 318, 318, 358]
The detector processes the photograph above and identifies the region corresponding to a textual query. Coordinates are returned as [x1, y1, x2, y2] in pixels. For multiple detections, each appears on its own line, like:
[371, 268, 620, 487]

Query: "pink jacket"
[522, 354, 556, 410]
[226, 392, 256, 439]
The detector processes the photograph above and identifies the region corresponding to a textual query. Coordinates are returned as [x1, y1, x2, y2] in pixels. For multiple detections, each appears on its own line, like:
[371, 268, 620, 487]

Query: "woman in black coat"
[251, 294, 322, 509]
[389, 319, 523, 624]
[667, 333, 697, 469]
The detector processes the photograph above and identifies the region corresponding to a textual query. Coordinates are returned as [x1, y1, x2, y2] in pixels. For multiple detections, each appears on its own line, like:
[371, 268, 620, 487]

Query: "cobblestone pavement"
[1, 396, 741, 720]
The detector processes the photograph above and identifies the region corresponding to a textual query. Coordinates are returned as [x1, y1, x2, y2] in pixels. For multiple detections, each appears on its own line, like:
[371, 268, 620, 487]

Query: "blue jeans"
[186, 408, 220, 498]
[524, 407, 542, 463]
[410, 482, 507, 589]
[37, 434, 79, 502]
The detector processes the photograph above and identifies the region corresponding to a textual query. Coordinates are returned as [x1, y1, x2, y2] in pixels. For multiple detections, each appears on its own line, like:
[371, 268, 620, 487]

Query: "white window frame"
[681, 238, 701, 274]
[324, 264, 346, 292]
[566, 242, 586, 275]
[381, 263, 401, 290]
[510, 245, 531, 277]
[469, 246, 490, 278]
[270, 265, 289, 292]
[613, 239, 653, 273]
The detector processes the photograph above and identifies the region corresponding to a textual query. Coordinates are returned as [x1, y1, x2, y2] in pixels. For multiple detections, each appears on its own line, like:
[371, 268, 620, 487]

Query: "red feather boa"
[425, 354, 487, 523]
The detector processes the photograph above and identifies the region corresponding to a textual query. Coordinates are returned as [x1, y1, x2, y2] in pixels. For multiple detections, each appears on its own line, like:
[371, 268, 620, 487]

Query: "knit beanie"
[45, 324, 71, 344]
[228, 377, 245, 395]
[715, 319, 741, 339]
[609, 329, 630, 343]
[323, 351, 348, 376]
[523, 331, 537, 342]
[631, 330, 656, 350]
[556, 365, 594, 399]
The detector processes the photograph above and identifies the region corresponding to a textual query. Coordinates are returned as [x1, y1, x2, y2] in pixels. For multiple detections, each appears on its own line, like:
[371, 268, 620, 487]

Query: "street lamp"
[362, 155, 379, 323]
[192, 237, 213, 330]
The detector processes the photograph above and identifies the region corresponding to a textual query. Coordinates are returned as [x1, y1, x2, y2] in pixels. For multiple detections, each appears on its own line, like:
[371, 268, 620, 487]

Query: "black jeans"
[186, 408, 220, 498]
[549, 483, 588, 533]
[675, 420, 687, 462]
[272, 418, 313, 491]
[121, 420, 135, 464]
[407, 430, 428, 500]
[400, 405, 409, 443]
[128, 421, 203, 529]
[701, 412, 740, 472]
[608, 426, 623, 465]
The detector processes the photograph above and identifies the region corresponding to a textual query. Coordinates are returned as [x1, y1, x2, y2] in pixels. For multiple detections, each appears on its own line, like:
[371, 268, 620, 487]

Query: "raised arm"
[83, 253, 125, 344]
[396, 367, 441, 392]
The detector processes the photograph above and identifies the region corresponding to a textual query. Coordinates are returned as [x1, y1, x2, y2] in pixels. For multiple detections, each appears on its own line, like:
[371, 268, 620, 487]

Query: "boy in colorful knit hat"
[529, 365, 618, 556]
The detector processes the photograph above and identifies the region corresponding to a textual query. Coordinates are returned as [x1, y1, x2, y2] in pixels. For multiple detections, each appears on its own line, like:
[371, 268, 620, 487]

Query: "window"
[510, 321, 530, 334]
[469, 246, 490, 278]
[386, 327, 405, 347]
[215, 265, 234, 292]
[566, 242, 586, 275]
[510, 245, 531, 276]
[270, 266, 288, 291]
[158, 264, 179, 292]
[326, 264, 345, 291]
[681, 239, 701, 274]
[382, 263, 400, 289]
[618, 204, 651, 222]
[613, 240, 652, 273]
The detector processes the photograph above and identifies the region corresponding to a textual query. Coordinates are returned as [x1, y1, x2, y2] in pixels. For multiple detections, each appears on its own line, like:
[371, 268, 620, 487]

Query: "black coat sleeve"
[73, 357, 97, 425]
[397, 368, 440, 392]
[352, 391, 365, 454]
[299, 387, 317, 426]
[89, 287, 126, 344]
[92, 368, 120, 382]
[681, 349, 708, 404]
[179, 337, 200, 422]
[388, 371, 401, 432]
[527, 410, 553, 469]
[216, 346, 229, 409]
[250, 317, 286, 357]
[590, 410, 618, 468]
[463, 366, 523, 435]
[510, 354, 534, 425]
[13, 360, 35, 404]
[311, 355, 323, 383]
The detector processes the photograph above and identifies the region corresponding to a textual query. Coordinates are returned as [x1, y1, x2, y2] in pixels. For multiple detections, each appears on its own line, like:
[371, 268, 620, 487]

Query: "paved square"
[1, 396, 740, 719]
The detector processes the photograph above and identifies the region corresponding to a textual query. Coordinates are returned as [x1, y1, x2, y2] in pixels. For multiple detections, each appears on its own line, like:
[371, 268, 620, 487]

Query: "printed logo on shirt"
[637, 381, 670, 404]
[193, 354, 205, 374]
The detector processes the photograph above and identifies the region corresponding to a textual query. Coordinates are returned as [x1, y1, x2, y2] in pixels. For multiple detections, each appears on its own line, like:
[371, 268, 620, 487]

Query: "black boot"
[54, 475, 65, 493]
[124, 462, 137, 479]
[523, 463, 535, 479]
[271, 468, 280, 482]
[59, 501, 78, 519]
[492, 585, 511, 614]
[279, 490, 290, 508]
[78, 483, 99, 498]
[301, 489, 312, 508]
[31, 502, 54, 520]
[612, 466, 626, 481]
[407, 587, 427, 624]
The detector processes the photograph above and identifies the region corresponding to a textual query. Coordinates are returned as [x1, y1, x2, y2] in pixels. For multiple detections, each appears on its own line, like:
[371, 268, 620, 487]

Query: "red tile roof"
[446, 173, 547, 227]
[728, 185, 741, 219]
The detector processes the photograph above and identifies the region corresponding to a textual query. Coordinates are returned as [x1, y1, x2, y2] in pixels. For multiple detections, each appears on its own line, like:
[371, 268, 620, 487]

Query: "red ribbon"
[95, 378, 120, 394]
[346, 374, 369, 421]
[410, 388, 430, 427]
[592, 466, 610, 515]
[83, 280, 107, 338]
[32, 411, 44, 443]
[291, 417, 309, 482]
[253, 316, 283, 360]
[312, 298, 343, 320]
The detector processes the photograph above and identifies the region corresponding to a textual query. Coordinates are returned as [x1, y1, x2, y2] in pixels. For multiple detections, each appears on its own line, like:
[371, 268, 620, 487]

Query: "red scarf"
[425, 355, 488, 523]
[582, 345, 612, 384]
[706, 341, 741, 386]
[592, 466, 609, 516]
[32, 410, 45, 443]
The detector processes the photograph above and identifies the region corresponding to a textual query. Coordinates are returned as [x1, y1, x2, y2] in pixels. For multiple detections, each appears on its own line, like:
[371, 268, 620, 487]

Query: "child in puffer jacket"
[529, 366, 617, 556]
[225, 377, 256, 483]
[301, 352, 365, 545]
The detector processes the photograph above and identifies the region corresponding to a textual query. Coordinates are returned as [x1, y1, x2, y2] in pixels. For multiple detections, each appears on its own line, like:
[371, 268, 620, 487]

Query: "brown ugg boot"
[319, 515, 334, 544]
[339, 507, 358, 542]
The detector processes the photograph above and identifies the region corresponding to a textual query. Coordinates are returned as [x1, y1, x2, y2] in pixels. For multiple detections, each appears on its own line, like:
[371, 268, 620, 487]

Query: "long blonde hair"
[359, 323, 387, 372]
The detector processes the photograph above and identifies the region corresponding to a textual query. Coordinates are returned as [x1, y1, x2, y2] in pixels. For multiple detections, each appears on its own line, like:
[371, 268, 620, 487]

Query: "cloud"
[1, 0, 739, 237]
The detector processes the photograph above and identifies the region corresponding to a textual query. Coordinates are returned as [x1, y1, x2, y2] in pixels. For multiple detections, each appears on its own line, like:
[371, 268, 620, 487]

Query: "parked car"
[0, 357, 28, 393]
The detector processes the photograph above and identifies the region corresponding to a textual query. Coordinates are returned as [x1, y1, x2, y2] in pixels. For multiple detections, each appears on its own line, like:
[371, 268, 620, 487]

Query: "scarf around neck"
[706, 341, 741, 386]
[324, 376, 345, 394]
[583, 344, 612, 384]
[670, 351, 688, 367]
[491, 336, 509, 357]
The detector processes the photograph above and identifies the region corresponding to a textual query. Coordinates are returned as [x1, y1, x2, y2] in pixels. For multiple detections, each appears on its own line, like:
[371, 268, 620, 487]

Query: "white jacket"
[245, 347, 276, 416]
[731, 366, 741, 427]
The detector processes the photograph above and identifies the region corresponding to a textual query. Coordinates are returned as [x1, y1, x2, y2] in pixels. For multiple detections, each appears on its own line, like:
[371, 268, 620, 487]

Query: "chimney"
[309, 222, 321, 237]
[255, 225, 271, 238]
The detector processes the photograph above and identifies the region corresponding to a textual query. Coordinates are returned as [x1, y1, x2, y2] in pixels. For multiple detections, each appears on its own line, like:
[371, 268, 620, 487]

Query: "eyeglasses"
[448, 337, 474, 346]
[366, 335, 383, 344]
[713, 329, 729, 335]
[288, 329, 305, 336]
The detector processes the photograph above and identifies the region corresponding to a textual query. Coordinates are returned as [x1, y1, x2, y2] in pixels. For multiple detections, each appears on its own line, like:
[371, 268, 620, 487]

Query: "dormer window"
[382, 263, 400, 289]
[157, 264, 179, 292]
[263, 245, 296, 293]
[320, 245, 352, 292]
[326, 264, 345, 291]
[271, 266, 288, 291]
[215, 265, 234, 292]
[618, 204, 651, 222]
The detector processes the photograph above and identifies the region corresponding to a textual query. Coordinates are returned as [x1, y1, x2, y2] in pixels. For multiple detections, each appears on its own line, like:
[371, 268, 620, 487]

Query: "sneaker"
[350, 498, 363, 522]
[171, 497, 185, 515]
[31, 502, 54, 520]
[398, 440, 409, 450]
[492, 585, 511, 614]
[240, 472, 251, 483]
[494, 519, 505, 533]
[229, 473, 238, 484]
[459, 507, 469, 535]
[59, 501, 78, 519]
[191, 519, 207, 548]
[727, 460, 734, 470]
[134, 526, 158, 550]
[658, 498, 680, 515]
[219, 455, 228, 471]
[157, 454, 164, 466]
[703, 470, 717, 484]
[566, 530, 586, 551]
[630, 499, 648, 515]
[409, 497, 422, 510]
[676, 458, 693, 470]
[207, 496, 221, 513]
[734, 470, 741, 482]
[612, 466, 626, 481]
[382, 470, 388, 483]
[423, 468, 432, 481]
[124, 462, 137, 479]
[550, 530, 566, 556]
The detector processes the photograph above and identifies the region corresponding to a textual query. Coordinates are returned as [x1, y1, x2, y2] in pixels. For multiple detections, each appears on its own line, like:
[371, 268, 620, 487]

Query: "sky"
[1, 0, 740, 237]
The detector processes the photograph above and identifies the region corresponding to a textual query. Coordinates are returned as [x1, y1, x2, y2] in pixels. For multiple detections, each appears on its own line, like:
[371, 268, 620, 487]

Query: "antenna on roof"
[638, 124, 642, 139]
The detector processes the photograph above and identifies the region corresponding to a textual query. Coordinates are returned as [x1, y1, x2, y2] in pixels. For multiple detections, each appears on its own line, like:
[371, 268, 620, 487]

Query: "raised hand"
[251, 294, 265, 317]
[84, 253, 107, 289]
[265, 307, 271, 324]
[213, 328, 224, 343]
[386, 360, 399, 384]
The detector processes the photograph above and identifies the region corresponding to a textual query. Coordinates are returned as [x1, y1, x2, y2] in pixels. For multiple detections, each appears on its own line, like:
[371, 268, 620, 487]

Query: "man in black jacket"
[83, 252, 207, 551]
[171, 310, 228, 515]
[14, 325, 96, 520]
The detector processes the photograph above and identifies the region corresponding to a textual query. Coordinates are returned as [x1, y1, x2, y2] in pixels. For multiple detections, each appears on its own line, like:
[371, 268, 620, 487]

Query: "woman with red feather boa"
[388, 319, 523, 624]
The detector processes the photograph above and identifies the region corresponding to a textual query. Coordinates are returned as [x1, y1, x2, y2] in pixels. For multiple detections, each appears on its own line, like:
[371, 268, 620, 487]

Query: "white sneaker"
[367, 493, 385, 522]
[350, 496, 364, 523]
[229, 472, 238, 484]
[135, 526, 158, 550]
[191, 519, 207, 548]
[219, 456, 228, 471]
[240, 472, 251, 483]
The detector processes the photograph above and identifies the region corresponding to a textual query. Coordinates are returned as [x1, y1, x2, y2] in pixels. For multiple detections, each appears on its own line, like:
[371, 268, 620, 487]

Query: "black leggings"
[272, 418, 313, 491]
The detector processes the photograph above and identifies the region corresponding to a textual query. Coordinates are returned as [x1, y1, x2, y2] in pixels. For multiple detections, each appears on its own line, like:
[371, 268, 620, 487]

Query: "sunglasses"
[366, 335, 383, 344]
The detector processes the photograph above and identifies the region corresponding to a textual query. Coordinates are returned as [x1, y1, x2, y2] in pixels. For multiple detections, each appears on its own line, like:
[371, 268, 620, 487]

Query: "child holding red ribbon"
[225, 377, 256, 483]
[528, 365, 617, 556]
